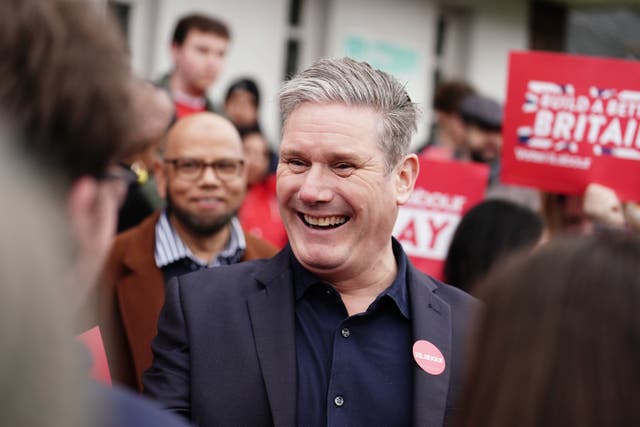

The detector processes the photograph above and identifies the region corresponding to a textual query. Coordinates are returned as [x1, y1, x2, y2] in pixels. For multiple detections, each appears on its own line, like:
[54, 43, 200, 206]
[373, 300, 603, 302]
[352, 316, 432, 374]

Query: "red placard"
[77, 326, 112, 385]
[393, 158, 489, 280]
[502, 51, 640, 201]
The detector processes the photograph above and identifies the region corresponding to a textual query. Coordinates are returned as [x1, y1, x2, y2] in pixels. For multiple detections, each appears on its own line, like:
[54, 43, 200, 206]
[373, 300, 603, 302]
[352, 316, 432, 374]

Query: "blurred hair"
[127, 80, 174, 149]
[444, 199, 544, 293]
[279, 57, 418, 172]
[237, 124, 263, 139]
[542, 192, 568, 236]
[0, 0, 136, 185]
[172, 13, 230, 45]
[433, 80, 475, 114]
[225, 78, 260, 107]
[0, 129, 88, 427]
[456, 231, 640, 427]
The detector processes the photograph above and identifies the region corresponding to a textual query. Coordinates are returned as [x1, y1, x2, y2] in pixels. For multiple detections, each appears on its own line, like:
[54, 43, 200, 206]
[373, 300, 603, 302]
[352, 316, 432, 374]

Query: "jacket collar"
[121, 211, 161, 274]
[247, 246, 297, 427]
[408, 263, 453, 427]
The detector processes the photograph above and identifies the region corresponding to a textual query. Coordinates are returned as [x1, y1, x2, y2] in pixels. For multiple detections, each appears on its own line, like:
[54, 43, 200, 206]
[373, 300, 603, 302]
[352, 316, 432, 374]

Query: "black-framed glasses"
[164, 158, 245, 181]
[99, 163, 139, 187]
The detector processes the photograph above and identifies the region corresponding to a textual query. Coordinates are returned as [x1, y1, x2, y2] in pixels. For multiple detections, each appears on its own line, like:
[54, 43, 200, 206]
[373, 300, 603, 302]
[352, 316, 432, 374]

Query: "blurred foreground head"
[444, 199, 544, 294]
[456, 231, 640, 427]
[0, 0, 139, 307]
[0, 0, 136, 185]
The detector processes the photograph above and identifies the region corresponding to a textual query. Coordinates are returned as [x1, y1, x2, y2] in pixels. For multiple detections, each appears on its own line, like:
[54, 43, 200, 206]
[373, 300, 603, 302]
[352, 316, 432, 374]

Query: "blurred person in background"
[443, 199, 545, 296]
[458, 94, 504, 182]
[0, 0, 190, 425]
[455, 231, 640, 427]
[118, 81, 174, 232]
[156, 13, 231, 119]
[224, 77, 261, 131]
[418, 80, 475, 160]
[238, 128, 287, 248]
[459, 93, 540, 210]
[224, 77, 279, 172]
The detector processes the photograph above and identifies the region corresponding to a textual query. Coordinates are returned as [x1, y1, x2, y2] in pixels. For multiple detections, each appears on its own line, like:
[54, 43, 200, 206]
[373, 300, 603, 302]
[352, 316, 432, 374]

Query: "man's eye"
[216, 162, 237, 173]
[178, 160, 201, 171]
[287, 159, 308, 171]
[334, 163, 354, 170]
[333, 162, 355, 176]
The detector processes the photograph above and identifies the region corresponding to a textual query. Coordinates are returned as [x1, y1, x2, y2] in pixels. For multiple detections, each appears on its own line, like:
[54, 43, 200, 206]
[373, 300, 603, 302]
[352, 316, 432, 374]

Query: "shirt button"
[334, 395, 344, 407]
[341, 327, 350, 338]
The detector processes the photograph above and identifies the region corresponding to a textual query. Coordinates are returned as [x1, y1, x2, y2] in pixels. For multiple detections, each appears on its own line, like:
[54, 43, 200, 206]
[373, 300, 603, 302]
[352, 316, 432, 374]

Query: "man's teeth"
[304, 214, 347, 227]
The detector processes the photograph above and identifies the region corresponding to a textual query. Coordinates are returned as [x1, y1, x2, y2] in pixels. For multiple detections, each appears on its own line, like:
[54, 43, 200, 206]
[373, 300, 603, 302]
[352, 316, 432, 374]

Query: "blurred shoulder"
[95, 383, 190, 427]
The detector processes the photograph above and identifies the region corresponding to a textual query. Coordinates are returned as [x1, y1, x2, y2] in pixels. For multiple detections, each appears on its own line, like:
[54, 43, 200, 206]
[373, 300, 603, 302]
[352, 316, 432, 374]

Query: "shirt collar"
[154, 210, 246, 268]
[292, 238, 410, 319]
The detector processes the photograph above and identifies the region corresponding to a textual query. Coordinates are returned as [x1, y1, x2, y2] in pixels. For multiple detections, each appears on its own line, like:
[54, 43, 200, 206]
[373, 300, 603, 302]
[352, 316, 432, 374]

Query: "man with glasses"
[99, 112, 277, 391]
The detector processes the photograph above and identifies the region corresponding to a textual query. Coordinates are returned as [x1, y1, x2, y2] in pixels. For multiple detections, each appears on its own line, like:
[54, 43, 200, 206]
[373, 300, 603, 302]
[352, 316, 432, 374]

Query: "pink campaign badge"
[413, 340, 446, 375]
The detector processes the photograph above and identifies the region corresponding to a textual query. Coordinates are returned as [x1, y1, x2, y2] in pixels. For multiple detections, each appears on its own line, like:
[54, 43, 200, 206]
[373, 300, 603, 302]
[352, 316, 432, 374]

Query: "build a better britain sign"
[502, 51, 640, 201]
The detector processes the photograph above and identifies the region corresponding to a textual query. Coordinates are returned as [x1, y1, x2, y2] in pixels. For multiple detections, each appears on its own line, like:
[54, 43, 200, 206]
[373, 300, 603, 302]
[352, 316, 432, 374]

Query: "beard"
[166, 192, 237, 237]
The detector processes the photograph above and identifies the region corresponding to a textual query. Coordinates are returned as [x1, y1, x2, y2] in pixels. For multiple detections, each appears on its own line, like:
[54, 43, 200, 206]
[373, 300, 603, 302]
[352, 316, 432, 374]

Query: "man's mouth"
[300, 213, 350, 229]
[195, 197, 224, 207]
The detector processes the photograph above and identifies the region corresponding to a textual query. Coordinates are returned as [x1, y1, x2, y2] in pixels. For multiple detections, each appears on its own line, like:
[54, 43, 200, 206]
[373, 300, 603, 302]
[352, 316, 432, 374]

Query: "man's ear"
[154, 159, 168, 200]
[170, 43, 181, 64]
[395, 154, 419, 205]
[66, 177, 101, 247]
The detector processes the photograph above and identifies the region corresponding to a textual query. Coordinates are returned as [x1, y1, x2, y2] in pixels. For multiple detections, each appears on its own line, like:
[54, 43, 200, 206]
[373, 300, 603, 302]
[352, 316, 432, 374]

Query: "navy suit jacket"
[143, 244, 478, 427]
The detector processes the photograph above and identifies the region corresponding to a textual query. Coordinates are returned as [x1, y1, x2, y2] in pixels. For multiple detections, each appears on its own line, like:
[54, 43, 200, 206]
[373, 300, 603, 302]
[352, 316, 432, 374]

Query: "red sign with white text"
[393, 158, 489, 280]
[502, 51, 640, 201]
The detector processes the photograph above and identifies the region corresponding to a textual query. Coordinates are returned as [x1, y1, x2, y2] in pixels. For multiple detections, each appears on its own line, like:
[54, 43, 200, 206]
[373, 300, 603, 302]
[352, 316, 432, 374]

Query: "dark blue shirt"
[294, 240, 413, 426]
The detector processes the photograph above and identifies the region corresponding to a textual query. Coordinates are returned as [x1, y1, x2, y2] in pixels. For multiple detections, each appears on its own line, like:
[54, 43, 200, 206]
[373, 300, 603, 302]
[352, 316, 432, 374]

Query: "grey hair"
[279, 57, 419, 172]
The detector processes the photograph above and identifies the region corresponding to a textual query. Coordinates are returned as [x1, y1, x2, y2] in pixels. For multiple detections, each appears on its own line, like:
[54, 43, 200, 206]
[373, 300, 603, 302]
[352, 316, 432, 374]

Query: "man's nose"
[207, 53, 222, 68]
[199, 164, 222, 185]
[297, 165, 333, 204]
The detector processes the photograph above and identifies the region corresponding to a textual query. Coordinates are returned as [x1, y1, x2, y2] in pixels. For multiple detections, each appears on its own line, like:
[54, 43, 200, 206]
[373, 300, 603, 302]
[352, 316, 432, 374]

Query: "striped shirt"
[154, 210, 246, 268]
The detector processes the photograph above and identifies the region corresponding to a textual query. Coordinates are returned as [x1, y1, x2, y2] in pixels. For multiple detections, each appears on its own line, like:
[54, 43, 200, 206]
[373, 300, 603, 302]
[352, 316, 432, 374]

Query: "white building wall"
[324, 0, 438, 147]
[464, 0, 529, 102]
[122, 0, 529, 148]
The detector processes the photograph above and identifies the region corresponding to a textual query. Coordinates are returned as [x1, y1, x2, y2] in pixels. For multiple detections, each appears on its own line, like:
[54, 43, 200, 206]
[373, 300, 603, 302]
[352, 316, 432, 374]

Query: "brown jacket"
[97, 211, 278, 391]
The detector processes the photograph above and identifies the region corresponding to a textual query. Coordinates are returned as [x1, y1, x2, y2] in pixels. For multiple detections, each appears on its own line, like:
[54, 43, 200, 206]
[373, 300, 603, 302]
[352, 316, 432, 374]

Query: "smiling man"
[98, 112, 277, 391]
[143, 58, 478, 427]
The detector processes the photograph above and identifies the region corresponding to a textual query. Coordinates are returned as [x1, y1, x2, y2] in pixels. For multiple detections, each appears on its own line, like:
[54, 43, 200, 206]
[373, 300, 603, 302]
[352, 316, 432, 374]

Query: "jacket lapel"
[247, 248, 297, 427]
[409, 265, 452, 427]
[115, 212, 165, 384]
